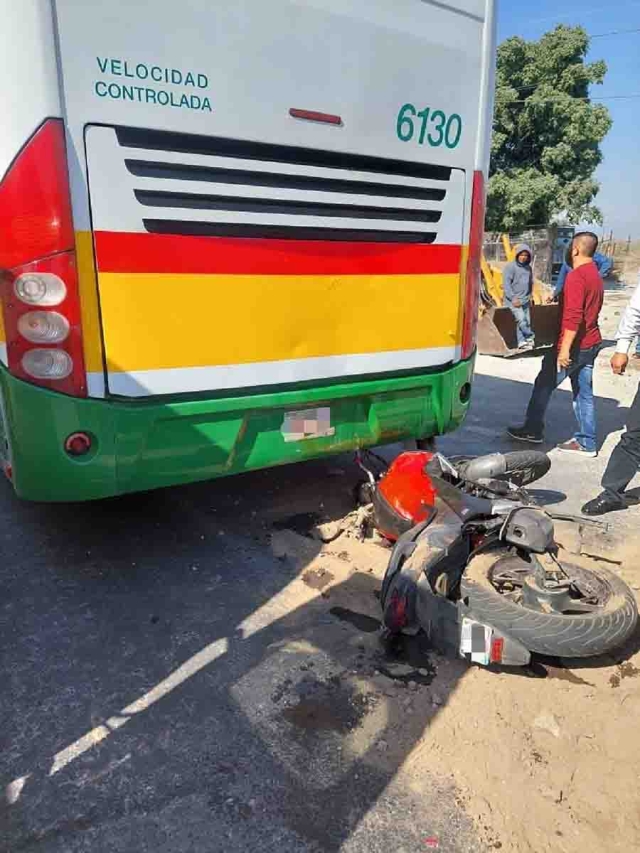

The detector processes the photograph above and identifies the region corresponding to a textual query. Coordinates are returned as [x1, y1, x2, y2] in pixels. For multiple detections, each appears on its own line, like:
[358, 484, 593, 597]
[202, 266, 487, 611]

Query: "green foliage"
[486, 25, 612, 232]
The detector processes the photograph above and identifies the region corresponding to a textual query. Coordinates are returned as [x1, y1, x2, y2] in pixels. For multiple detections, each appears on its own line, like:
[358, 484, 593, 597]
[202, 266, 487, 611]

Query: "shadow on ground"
[0, 459, 477, 853]
[0, 368, 635, 852]
[439, 369, 631, 458]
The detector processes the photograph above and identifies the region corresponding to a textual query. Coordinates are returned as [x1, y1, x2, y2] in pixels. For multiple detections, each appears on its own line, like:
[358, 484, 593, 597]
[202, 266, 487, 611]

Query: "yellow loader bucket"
[478, 304, 560, 356]
[478, 236, 560, 357]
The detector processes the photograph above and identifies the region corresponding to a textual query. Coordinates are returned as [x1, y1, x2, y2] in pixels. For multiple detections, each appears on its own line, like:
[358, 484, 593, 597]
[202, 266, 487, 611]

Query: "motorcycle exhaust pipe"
[457, 451, 550, 488]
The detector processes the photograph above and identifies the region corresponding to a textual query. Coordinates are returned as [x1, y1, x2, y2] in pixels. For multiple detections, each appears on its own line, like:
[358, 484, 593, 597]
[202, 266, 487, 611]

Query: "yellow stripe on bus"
[0, 302, 5, 344]
[97, 272, 462, 372]
[75, 231, 104, 373]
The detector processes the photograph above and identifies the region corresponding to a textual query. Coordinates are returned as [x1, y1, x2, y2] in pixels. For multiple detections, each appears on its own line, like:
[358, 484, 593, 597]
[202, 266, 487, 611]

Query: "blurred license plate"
[460, 617, 493, 666]
[281, 407, 335, 443]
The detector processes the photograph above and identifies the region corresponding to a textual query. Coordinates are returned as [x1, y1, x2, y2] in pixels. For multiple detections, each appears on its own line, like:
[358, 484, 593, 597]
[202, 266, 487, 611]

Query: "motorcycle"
[373, 450, 638, 667]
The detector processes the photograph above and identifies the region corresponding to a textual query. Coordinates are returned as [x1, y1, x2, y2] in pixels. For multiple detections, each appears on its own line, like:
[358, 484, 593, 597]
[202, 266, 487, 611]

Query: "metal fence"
[484, 226, 637, 286]
[483, 227, 553, 284]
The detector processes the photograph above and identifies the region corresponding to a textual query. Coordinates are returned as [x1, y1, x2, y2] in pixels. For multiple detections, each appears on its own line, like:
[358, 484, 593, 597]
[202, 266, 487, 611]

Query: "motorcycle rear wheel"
[461, 551, 638, 658]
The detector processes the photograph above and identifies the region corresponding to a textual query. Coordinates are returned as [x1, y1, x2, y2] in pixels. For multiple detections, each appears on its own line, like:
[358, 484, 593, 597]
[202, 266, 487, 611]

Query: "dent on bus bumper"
[0, 357, 475, 502]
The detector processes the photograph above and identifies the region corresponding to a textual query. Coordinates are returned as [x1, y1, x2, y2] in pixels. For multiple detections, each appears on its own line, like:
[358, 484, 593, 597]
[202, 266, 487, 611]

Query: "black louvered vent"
[116, 126, 453, 243]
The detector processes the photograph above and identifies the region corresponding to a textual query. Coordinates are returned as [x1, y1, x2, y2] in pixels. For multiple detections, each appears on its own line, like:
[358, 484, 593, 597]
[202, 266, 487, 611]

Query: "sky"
[497, 0, 640, 239]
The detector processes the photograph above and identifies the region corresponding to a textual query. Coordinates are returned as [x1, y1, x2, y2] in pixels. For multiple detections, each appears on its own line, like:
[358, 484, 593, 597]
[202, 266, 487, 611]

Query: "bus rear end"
[0, 0, 495, 501]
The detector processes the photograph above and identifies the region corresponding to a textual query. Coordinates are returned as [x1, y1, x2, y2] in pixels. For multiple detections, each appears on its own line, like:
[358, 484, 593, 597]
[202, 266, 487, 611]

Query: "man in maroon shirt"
[507, 232, 604, 456]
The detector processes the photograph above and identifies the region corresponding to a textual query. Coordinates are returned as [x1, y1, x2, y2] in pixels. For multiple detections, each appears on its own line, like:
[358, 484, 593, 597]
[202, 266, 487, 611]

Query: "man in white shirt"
[582, 280, 640, 515]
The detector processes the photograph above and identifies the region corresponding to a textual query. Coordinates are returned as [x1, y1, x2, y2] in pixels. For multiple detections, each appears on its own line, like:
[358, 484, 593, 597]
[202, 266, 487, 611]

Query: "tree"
[486, 25, 612, 232]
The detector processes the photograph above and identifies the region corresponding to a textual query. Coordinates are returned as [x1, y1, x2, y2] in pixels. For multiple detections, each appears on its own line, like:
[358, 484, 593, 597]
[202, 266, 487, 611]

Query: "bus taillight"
[1, 252, 86, 396]
[461, 170, 486, 360]
[0, 119, 74, 270]
[14, 272, 67, 308]
[0, 119, 86, 397]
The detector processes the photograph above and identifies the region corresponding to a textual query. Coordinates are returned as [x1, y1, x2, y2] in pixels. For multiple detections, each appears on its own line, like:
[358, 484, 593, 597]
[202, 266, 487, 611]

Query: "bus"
[0, 0, 496, 501]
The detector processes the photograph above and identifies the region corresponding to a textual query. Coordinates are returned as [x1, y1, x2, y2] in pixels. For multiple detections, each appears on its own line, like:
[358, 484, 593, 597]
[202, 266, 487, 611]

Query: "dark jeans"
[602, 383, 640, 498]
[524, 345, 599, 452]
[508, 303, 534, 347]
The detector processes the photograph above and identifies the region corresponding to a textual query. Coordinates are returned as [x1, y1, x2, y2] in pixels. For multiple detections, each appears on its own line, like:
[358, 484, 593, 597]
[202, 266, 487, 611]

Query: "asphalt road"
[0, 460, 478, 853]
[3, 339, 637, 853]
[440, 353, 640, 528]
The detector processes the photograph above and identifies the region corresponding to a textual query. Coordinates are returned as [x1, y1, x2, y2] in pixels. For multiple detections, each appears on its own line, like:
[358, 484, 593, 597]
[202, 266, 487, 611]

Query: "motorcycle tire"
[461, 552, 638, 658]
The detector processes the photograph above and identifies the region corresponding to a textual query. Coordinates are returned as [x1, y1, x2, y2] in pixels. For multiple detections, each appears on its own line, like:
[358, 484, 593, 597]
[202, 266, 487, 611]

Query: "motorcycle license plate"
[460, 618, 494, 666]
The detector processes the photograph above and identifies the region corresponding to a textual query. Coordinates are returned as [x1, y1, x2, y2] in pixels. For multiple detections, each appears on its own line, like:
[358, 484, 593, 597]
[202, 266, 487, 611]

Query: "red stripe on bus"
[92, 231, 462, 276]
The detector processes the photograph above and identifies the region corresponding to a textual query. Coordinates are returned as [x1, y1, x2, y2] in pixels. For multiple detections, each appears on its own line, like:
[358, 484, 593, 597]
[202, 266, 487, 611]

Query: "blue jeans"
[524, 346, 599, 452]
[509, 303, 534, 347]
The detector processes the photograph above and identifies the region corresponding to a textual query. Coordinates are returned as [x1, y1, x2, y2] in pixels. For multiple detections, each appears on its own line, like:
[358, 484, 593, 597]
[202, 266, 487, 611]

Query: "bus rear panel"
[0, 0, 495, 501]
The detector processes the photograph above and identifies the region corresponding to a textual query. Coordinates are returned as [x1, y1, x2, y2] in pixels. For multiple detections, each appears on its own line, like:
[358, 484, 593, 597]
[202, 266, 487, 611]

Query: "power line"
[591, 93, 640, 99]
[591, 26, 640, 37]
[504, 93, 640, 103]
[518, 2, 640, 24]
[502, 22, 640, 40]
[507, 82, 601, 94]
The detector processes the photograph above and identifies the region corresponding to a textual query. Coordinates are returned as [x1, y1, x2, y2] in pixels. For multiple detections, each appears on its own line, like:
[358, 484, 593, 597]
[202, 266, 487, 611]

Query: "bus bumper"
[0, 358, 474, 502]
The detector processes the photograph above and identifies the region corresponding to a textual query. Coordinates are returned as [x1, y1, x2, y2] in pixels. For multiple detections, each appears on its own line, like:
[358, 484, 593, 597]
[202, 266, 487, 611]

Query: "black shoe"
[581, 492, 627, 516]
[506, 425, 543, 444]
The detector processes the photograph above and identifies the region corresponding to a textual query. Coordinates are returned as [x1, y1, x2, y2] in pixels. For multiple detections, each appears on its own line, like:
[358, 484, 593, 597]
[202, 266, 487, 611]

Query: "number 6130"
[396, 103, 462, 149]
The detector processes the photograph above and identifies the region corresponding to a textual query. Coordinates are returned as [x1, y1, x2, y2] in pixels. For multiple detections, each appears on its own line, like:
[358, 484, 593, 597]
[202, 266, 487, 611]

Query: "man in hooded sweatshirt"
[503, 243, 535, 352]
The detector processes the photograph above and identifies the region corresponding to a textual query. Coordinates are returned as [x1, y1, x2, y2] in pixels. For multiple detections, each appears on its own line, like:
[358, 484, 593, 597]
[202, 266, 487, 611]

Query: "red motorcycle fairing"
[372, 451, 437, 541]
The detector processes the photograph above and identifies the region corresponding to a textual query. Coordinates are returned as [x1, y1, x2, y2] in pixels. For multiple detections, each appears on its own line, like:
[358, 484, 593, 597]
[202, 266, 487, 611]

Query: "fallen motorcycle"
[374, 450, 638, 667]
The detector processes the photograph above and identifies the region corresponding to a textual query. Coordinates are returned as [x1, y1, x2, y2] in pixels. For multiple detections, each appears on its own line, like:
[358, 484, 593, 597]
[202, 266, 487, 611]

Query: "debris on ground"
[532, 712, 562, 739]
[264, 509, 640, 853]
[311, 505, 376, 543]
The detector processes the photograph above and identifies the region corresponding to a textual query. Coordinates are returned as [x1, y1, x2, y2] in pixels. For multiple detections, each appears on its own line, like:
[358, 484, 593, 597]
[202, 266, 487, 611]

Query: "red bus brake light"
[0, 120, 74, 270]
[0, 120, 86, 397]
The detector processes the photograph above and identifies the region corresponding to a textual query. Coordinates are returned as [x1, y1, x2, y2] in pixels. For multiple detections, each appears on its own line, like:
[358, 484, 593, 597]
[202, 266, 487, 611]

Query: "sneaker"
[582, 492, 627, 516]
[556, 439, 597, 458]
[506, 425, 543, 443]
[516, 340, 535, 353]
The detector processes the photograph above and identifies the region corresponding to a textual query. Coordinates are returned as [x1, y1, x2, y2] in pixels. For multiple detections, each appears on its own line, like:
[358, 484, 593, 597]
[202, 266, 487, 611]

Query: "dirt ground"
[252, 266, 640, 853]
[3, 265, 639, 853]
[264, 499, 640, 853]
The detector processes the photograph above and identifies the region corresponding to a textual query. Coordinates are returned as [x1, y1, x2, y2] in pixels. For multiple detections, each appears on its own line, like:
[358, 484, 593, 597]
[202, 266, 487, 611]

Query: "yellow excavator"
[478, 234, 559, 356]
